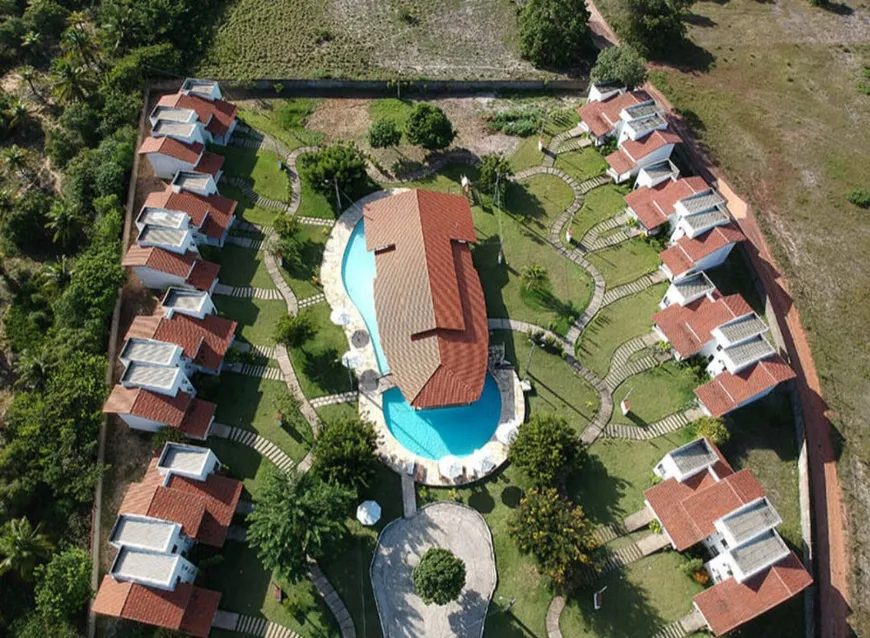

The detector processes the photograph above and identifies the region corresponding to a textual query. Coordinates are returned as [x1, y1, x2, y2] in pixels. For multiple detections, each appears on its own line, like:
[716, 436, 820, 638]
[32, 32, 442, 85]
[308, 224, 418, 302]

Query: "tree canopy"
[509, 414, 584, 486]
[405, 104, 455, 151]
[617, 0, 694, 57]
[368, 119, 401, 149]
[312, 418, 379, 495]
[591, 45, 648, 89]
[478, 152, 513, 198]
[412, 548, 466, 605]
[518, 0, 595, 68]
[34, 547, 92, 623]
[298, 143, 370, 207]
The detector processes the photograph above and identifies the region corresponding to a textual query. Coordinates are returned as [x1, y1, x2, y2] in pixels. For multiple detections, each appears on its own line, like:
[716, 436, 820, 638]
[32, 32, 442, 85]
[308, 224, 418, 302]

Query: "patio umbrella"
[356, 500, 382, 526]
[359, 369, 380, 392]
[468, 448, 497, 476]
[438, 455, 463, 480]
[351, 329, 370, 348]
[341, 350, 365, 370]
[496, 420, 520, 446]
[330, 307, 352, 326]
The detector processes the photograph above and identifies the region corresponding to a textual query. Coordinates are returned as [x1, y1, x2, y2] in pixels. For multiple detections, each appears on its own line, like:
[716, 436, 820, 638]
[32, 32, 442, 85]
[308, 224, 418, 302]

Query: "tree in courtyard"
[509, 414, 585, 487]
[591, 45, 648, 89]
[518, 0, 595, 69]
[618, 0, 693, 57]
[298, 143, 369, 207]
[312, 418, 379, 494]
[478, 152, 513, 198]
[368, 119, 401, 149]
[690, 416, 730, 445]
[273, 391, 305, 432]
[274, 310, 315, 348]
[509, 488, 597, 590]
[405, 103, 455, 151]
[34, 546, 92, 623]
[520, 263, 549, 293]
[0, 517, 54, 580]
[412, 548, 466, 605]
[248, 468, 354, 583]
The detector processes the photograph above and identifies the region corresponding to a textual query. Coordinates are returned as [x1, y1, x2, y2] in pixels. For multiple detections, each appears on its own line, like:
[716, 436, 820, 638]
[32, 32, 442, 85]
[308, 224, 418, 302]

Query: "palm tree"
[61, 26, 99, 68]
[20, 31, 42, 62]
[45, 200, 80, 246]
[13, 348, 50, 391]
[0, 518, 54, 580]
[40, 255, 74, 296]
[50, 57, 96, 104]
[19, 66, 43, 102]
[520, 264, 549, 293]
[4, 99, 29, 132]
[2, 145, 33, 182]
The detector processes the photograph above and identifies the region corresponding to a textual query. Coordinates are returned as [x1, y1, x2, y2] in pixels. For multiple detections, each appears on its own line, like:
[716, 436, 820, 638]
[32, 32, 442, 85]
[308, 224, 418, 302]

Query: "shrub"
[846, 188, 870, 208]
[412, 548, 466, 605]
[405, 103, 455, 151]
[649, 518, 662, 534]
[518, 0, 595, 68]
[368, 118, 402, 149]
[478, 152, 513, 197]
[591, 45, 648, 89]
[509, 414, 584, 487]
[485, 110, 544, 137]
[690, 416, 730, 445]
[274, 311, 315, 347]
[312, 418, 379, 494]
[150, 426, 185, 451]
[298, 143, 369, 206]
[274, 214, 301, 240]
[33, 547, 92, 623]
[681, 557, 704, 577]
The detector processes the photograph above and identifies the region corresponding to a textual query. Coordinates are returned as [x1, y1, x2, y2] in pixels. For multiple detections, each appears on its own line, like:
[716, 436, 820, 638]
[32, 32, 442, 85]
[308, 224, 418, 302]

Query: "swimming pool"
[341, 219, 501, 460]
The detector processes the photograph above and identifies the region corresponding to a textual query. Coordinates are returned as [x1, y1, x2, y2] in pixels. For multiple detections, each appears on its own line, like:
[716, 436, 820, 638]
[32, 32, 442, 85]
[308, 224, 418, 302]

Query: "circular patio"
[370, 502, 497, 638]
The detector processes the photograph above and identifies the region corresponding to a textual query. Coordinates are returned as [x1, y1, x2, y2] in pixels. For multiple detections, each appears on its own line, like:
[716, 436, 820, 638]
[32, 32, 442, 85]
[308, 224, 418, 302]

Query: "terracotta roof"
[694, 355, 796, 417]
[117, 458, 241, 547]
[645, 468, 764, 550]
[93, 576, 220, 637]
[625, 176, 710, 230]
[694, 551, 812, 636]
[194, 151, 225, 177]
[178, 399, 216, 439]
[138, 136, 203, 165]
[144, 185, 237, 240]
[126, 311, 236, 373]
[123, 245, 195, 278]
[103, 386, 216, 438]
[621, 129, 682, 161]
[653, 293, 753, 358]
[577, 90, 651, 138]
[186, 258, 220, 291]
[606, 148, 635, 176]
[659, 224, 746, 277]
[159, 92, 238, 138]
[364, 190, 488, 408]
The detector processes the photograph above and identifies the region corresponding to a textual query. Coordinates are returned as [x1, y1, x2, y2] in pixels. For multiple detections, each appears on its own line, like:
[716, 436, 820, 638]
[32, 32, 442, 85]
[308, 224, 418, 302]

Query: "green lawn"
[508, 108, 581, 172]
[315, 402, 359, 425]
[220, 182, 279, 227]
[490, 329, 599, 435]
[214, 296, 285, 345]
[587, 239, 661, 288]
[279, 225, 328, 298]
[367, 99, 412, 138]
[237, 100, 324, 152]
[569, 184, 628, 244]
[610, 361, 697, 426]
[576, 284, 666, 377]
[299, 178, 338, 219]
[288, 303, 355, 399]
[218, 146, 290, 202]
[212, 245, 276, 289]
[554, 148, 608, 183]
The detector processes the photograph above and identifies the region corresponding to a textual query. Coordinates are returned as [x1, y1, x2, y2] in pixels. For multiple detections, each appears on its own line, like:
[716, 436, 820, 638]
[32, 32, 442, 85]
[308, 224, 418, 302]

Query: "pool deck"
[322, 190, 526, 487]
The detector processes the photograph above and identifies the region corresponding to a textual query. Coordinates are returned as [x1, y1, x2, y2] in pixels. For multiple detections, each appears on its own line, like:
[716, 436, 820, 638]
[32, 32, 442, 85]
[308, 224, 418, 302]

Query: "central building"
[364, 189, 488, 409]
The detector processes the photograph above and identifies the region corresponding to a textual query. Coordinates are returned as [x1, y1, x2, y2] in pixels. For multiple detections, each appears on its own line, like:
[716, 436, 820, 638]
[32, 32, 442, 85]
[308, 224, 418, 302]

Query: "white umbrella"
[356, 500, 382, 526]
[468, 448, 497, 476]
[496, 420, 520, 445]
[330, 307, 352, 326]
[438, 455, 463, 480]
[341, 350, 365, 369]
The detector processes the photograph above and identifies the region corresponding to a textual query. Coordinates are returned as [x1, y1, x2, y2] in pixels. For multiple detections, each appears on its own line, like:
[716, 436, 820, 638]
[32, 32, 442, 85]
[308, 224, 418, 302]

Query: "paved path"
[579, 213, 638, 252]
[227, 176, 291, 213]
[605, 408, 703, 441]
[309, 391, 358, 409]
[651, 609, 707, 638]
[602, 270, 667, 306]
[297, 292, 326, 309]
[298, 216, 334, 227]
[210, 422, 299, 473]
[227, 234, 269, 251]
[231, 613, 302, 638]
[286, 147, 320, 215]
[225, 362, 284, 381]
[546, 596, 565, 638]
[371, 502, 496, 638]
[401, 473, 417, 518]
[214, 283, 284, 301]
[308, 559, 357, 638]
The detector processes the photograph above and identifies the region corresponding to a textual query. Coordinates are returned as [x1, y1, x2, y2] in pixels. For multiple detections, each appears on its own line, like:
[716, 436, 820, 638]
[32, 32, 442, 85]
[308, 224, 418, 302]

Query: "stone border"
[321, 191, 525, 486]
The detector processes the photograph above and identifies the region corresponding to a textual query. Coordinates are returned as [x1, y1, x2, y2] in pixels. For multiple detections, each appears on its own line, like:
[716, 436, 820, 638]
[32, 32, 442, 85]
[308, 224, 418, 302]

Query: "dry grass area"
[198, 0, 552, 80]
[626, 0, 870, 630]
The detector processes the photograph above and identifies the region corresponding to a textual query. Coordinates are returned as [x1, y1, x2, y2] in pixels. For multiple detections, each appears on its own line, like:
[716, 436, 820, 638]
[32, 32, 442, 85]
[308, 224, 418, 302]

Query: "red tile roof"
[694, 355, 796, 417]
[577, 90, 651, 138]
[694, 551, 812, 636]
[138, 136, 203, 165]
[103, 386, 215, 438]
[165, 472, 242, 547]
[159, 92, 238, 138]
[625, 176, 710, 230]
[144, 185, 237, 240]
[621, 129, 682, 162]
[605, 148, 635, 176]
[194, 151, 225, 177]
[364, 190, 488, 408]
[127, 311, 237, 373]
[653, 293, 752, 358]
[185, 258, 220, 291]
[123, 245, 196, 278]
[659, 224, 746, 277]
[93, 576, 220, 637]
[645, 468, 764, 551]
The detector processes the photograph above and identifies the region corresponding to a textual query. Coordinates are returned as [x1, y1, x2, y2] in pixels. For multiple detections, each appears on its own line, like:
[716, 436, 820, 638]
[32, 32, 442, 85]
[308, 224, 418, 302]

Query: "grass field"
[569, 184, 628, 243]
[211, 245, 275, 289]
[287, 303, 355, 399]
[197, 0, 547, 80]
[219, 146, 290, 202]
[554, 148, 609, 183]
[610, 361, 697, 426]
[587, 238, 661, 288]
[280, 225, 329, 298]
[214, 296, 285, 345]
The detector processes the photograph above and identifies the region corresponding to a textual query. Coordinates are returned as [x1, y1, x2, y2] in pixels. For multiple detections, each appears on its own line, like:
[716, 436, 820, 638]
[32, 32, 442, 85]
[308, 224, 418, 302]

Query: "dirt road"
[582, 1, 852, 635]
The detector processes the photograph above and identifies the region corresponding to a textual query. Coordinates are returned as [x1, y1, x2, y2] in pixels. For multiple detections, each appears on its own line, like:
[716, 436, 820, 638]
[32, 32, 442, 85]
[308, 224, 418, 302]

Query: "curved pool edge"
[321, 190, 526, 487]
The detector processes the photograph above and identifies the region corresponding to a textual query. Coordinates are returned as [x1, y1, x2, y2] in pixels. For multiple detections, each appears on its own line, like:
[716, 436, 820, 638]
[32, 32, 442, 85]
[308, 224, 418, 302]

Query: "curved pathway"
[285, 146, 320, 215]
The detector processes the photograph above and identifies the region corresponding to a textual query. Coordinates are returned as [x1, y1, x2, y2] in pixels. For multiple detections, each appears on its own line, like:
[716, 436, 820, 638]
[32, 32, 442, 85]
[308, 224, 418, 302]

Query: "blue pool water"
[341, 219, 501, 460]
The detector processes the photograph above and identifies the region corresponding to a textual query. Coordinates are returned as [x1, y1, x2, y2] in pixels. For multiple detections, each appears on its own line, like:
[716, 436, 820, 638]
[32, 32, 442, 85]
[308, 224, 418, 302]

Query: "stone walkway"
[298, 216, 334, 227]
[297, 292, 326, 309]
[605, 408, 704, 441]
[214, 283, 285, 301]
[371, 503, 496, 638]
[401, 473, 416, 518]
[231, 614, 302, 638]
[546, 596, 565, 638]
[227, 234, 269, 251]
[651, 609, 707, 638]
[309, 391, 358, 409]
[210, 423, 299, 473]
[286, 146, 320, 215]
[603, 332, 668, 390]
[579, 213, 639, 252]
[225, 362, 283, 382]
[227, 176, 291, 213]
[308, 559, 357, 638]
[601, 270, 667, 306]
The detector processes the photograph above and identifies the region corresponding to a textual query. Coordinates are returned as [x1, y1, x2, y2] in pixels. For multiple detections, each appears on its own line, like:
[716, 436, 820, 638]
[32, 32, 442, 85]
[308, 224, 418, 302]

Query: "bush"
[312, 418, 379, 494]
[846, 188, 870, 208]
[485, 110, 544, 137]
[412, 548, 466, 606]
[682, 557, 704, 577]
[274, 310, 315, 347]
[34, 547, 92, 623]
[509, 414, 584, 487]
[690, 416, 730, 445]
[298, 143, 369, 206]
[591, 45, 648, 89]
[151, 426, 185, 451]
[518, 0, 595, 68]
[478, 152, 513, 198]
[274, 214, 301, 240]
[368, 119, 401, 149]
[405, 103, 455, 151]
[649, 518, 662, 534]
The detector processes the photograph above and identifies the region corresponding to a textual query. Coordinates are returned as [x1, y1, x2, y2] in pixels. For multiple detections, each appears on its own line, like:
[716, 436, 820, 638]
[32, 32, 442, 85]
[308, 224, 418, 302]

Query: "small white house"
[120, 362, 196, 398]
[671, 190, 731, 241]
[587, 80, 625, 104]
[161, 288, 216, 320]
[616, 100, 667, 146]
[109, 546, 198, 592]
[606, 129, 682, 184]
[122, 244, 220, 293]
[171, 171, 218, 197]
[137, 225, 199, 256]
[634, 159, 680, 190]
[109, 514, 195, 558]
[659, 224, 746, 282]
[157, 442, 221, 482]
[658, 272, 717, 309]
[181, 78, 223, 102]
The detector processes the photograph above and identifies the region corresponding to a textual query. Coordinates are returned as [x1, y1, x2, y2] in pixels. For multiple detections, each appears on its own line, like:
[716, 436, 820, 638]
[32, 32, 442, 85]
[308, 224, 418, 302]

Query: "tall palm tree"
[61, 26, 99, 68]
[4, 99, 29, 132]
[520, 264, 549, 293]
[19, 66, 43, 102]
[45, 200, 80, 246]
[20, 31, 42, 62]
[0, 518, 54, 580]
[2, 145, 33, 182]
[50, 57, 96, 104]
[13, 348, 50, 391]
[40, 255, 74, 296]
